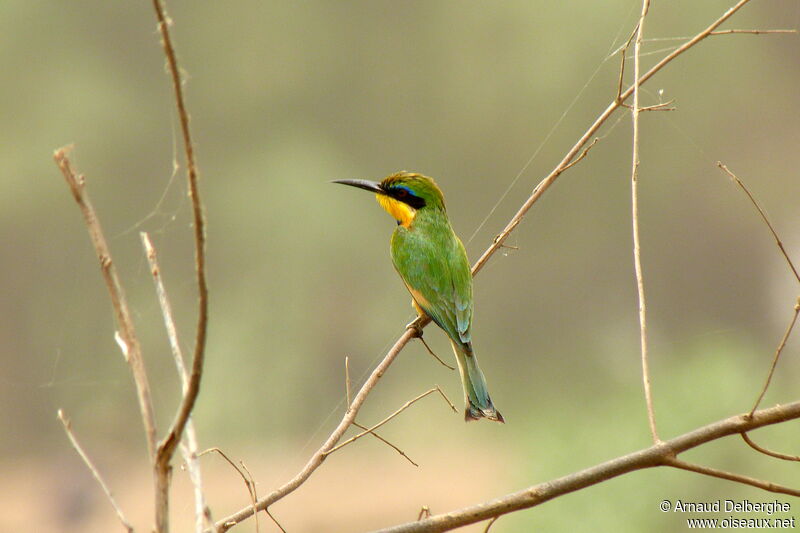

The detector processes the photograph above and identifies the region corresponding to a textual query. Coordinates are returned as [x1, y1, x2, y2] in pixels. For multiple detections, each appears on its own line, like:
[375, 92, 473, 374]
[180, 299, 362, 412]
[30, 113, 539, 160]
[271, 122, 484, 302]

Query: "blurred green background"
[2, 1, 799, 531]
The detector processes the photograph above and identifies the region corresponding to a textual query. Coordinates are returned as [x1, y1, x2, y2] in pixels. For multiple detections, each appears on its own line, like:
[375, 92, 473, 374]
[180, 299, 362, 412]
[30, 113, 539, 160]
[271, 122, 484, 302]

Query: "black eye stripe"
[388, 186, 426, 209]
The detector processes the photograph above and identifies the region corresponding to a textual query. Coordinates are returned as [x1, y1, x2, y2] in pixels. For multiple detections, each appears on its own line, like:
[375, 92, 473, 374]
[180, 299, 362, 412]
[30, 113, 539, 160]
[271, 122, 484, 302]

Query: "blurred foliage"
[1, 1, 799, 531]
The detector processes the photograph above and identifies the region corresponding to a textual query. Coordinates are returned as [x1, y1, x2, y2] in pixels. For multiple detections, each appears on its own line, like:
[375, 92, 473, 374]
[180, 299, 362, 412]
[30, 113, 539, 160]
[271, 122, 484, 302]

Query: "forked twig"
[740, 432, 800, 462]
[561, 137, 601, 173]
[54, 148, 157, 458]
[630, 0, 660, 444]
[142, 232, 212, 532]
[324, 386, 456, 456]
[151, 0, 208, 459]
[470, 0, 764, 278]
[200, 448, 286, 533]
[58, 410, 133, 533]
[716, 163, 800, 414]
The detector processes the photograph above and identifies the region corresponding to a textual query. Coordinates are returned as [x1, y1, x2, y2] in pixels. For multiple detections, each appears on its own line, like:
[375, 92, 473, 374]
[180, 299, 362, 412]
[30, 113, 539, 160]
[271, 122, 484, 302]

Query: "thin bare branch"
[483, 517, 500, 533]
[58, 410, 133, 533]
[433, 385, 458, 413]
[630, 0, 659, 444]
[643, 29, 796, 42]
[354, 422, 419, 467]
[615, 28, 638, 102]
[620, 100, 676, 112]
[150, 1, 209, 531]
[749, 297, 800, 415]
[344, 357, 420, 465]
[54, 148, 158, 458]
[216, 1, 765, 529]
[716, 164, 800, 415]
[199, 448, 286, 533]
[324, 387, 451, 456]
[717, 162, 800, 284]
[664, 457, 800, 497]
[740, 432, 800, 462]
[345, 356, 352, 408]
[710, 28, 797, 35]
[369, 400, 800, 533]
[416, 335, 456, 371]
[215, 326, 419, 532]
[560, 137, 600, 173]
[142, 232, 212, 532]
[471, 0, 759, 278]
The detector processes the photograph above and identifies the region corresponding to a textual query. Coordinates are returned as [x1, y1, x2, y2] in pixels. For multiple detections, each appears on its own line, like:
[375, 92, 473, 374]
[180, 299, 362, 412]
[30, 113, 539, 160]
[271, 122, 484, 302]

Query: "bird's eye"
[395, 188, 408, 198]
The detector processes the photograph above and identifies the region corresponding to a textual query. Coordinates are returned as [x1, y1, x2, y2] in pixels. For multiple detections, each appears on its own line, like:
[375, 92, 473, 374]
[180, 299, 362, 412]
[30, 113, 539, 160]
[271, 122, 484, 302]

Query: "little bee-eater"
[334, 172, 503, 423]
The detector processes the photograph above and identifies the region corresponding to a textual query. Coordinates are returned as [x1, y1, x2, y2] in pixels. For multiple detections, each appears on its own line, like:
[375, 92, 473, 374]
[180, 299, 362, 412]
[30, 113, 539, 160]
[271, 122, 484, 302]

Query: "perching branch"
[369, 401, 800, 533]
[215, 1, 780, 529]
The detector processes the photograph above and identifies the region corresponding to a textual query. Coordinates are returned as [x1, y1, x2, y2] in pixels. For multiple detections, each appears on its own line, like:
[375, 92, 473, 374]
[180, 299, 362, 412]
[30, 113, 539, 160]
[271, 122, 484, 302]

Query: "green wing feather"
[391, 218, 473, 350]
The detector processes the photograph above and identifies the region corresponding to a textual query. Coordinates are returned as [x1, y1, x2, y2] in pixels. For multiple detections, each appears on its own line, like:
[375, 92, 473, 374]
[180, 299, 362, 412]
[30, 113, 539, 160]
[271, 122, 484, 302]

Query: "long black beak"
[331, 179, 385, 194]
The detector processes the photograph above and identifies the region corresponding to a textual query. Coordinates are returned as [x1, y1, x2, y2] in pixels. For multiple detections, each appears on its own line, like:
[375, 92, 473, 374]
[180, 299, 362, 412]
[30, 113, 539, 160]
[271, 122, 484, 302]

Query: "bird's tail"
[451, 341, 504, 423]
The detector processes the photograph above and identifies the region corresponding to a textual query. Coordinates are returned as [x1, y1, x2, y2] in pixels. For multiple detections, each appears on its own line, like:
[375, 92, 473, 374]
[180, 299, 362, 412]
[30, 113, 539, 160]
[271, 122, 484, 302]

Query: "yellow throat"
[376, 194, 416, 228]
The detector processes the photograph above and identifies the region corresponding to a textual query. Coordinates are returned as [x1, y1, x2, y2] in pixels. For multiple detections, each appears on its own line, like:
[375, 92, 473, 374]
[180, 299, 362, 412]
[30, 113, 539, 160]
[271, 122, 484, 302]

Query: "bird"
[333, 171, 504, 423]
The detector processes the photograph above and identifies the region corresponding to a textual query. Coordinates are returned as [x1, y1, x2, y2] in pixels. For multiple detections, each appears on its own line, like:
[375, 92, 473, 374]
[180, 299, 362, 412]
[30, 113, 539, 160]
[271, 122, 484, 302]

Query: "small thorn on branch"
[561, 137, 601, 173]
[484, 516, 500, 533]
[417, 506, 431, 520]
[620, 99, 676, 112]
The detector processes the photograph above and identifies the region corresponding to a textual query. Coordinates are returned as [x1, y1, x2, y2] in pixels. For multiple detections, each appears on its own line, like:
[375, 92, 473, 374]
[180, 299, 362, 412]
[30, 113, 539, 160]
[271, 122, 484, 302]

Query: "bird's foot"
[405, 318, 424, 338]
